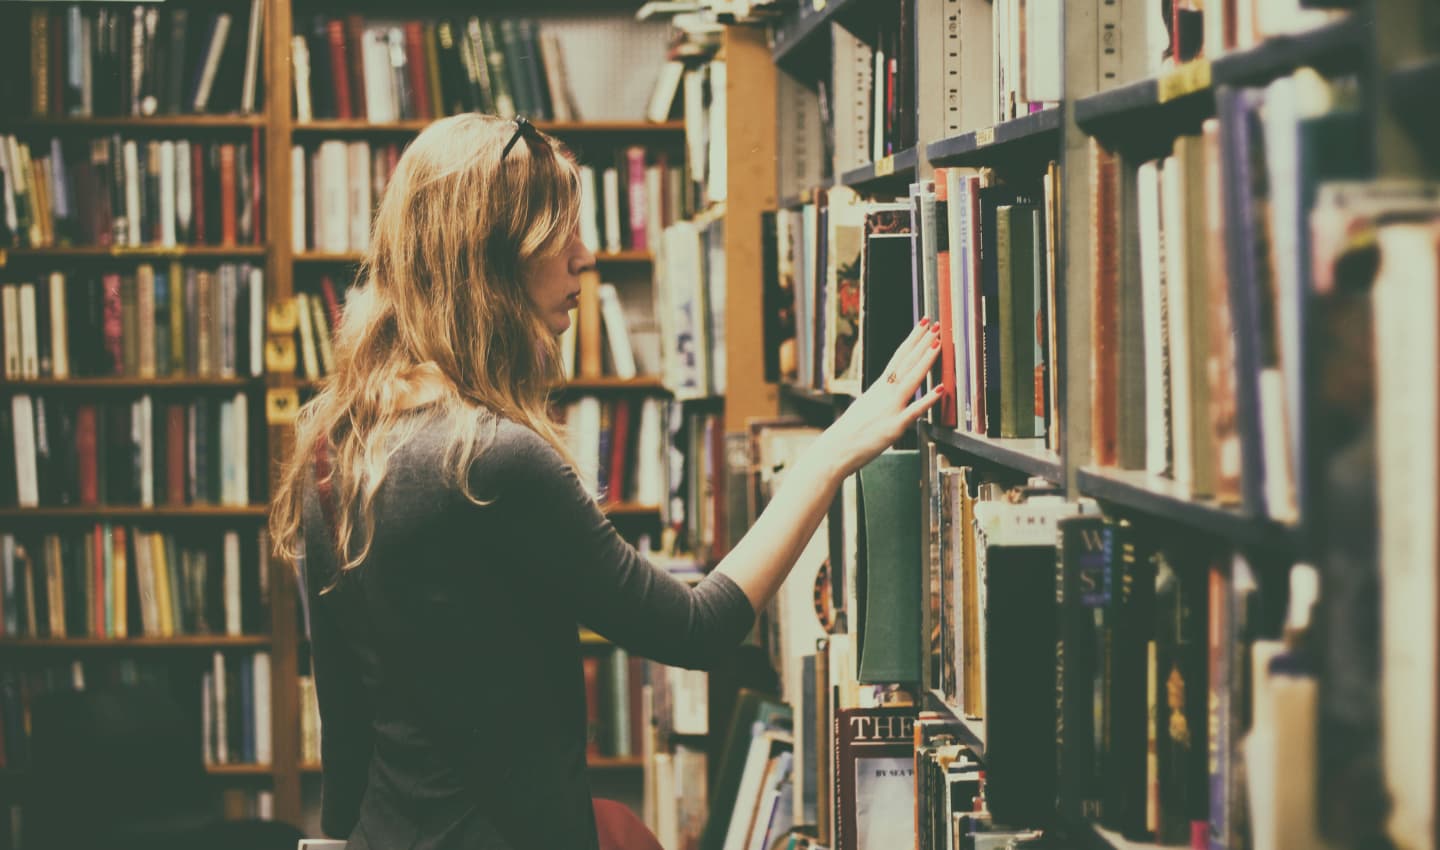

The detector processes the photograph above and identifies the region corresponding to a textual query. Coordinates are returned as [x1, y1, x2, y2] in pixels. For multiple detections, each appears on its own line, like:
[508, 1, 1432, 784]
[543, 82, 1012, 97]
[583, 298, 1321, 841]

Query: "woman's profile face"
[524, 228, 596, 335]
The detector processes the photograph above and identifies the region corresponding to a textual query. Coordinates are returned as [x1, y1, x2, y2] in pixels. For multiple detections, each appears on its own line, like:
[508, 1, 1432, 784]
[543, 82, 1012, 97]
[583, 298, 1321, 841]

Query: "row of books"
[292, 140, 398, 255]
[0, 264, 265, 381]
[659, 407, 732, 566]
[0, 658, 148, 770]
[1, 393, 255, 509]
[578, 152, 688, 256]
[0, 527, 265, 641]
[201, 650, 272, 767]
[1090, 68, 1366, 523]
[582, 646, 646, 760]
[290, 286, 344, 381]
[560, 278, 657, 382]
[560, 396, 665, 508]
[767, 168, 1061, 446]
[0, 133, 265, 249]
[291, 15, 579, 124]
[12, 2, 266, 117]
[656, 214, 726, 400]
[1128, 0, 1351, 79]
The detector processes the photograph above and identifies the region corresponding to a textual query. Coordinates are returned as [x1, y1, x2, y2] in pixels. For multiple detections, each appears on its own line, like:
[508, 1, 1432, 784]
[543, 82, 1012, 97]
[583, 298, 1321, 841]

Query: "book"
[834, 706, 918, 850]
[854, 450, 923, 684]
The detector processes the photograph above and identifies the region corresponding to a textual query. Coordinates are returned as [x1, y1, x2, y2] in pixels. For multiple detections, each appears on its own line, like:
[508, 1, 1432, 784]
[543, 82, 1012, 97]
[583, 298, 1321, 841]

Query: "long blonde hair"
[270, 113, 582, 578]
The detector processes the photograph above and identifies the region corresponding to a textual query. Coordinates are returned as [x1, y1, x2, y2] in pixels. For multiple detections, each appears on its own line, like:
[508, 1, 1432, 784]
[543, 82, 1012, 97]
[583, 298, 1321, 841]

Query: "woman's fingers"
[902, 385, 945, 422]
[898, 333, 941, 397]
[882, 322, 932, 378]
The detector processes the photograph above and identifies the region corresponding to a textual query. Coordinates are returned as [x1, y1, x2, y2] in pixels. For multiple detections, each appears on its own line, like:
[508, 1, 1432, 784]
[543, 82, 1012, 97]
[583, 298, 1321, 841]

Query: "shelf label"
[875, 155, 895, 177]
[975, 126, 996, 147]
[265, 337, 297, 374]
[267, 301, 298, 334]
[1157, 59, 1211, 103]
[265, 388, 300, 425]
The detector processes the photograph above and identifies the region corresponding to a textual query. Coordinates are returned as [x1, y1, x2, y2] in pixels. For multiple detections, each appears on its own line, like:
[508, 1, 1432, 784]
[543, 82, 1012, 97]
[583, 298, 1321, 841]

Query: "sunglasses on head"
[501, 115, 541, 162]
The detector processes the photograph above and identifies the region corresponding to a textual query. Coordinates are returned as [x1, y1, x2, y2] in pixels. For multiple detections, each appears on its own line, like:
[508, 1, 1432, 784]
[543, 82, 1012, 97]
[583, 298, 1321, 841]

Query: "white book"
[950, 0, 997, 134]
[347, 142, 372, 252]
[721, 731, 789, 850]
[1022, 0, 1062, 105]
[646, 60, 685, 123]
[158, 141, 176, 246]
[201, 671, 215, 764]
[232, 392, 249, 505]
[253, 651, 272, 765]
[219, 396, 235, 504]
[123, 140, 141, 246]
[192, 14, 234, 113]
[683, 68, 708, 190]
[578, 165, 600, 253]
[240, 0, 264, 113]
[137, 264, 156, 377]
[176, 140, 193, 243]
[558, 310, 577, 379]
[136, 395, 154, 507]
[570, 396, 603, 497]
[0, 284, 16, 379]
[17, 283, 37, 379]
[11, 395, 36, 507]
[48, 137, 71, 227]
[537, 30, 575, 122]
[0, 139, 18, 241]
[597, 283, 637, 379]
[224, 531, 242, 635]
[249, 267, 264, 377]
[362, 29, 397, 123]
[212, 652, 229, 763]
[291, 35, 313, 122]
[317, 141, 350, 253]
[1376, 222, 1440, 850]
[47, 273, 67, 379]
[872, 46, 886, 162]
[1136, 159, 1170, 478]
[706, 61, 727, 203]
[645, 165, 664, 253]
[1161, 156, 1192, 495]
[290, 145, 307, 251]
[634, 398, 664, 506]
[602, 168, 622, 254]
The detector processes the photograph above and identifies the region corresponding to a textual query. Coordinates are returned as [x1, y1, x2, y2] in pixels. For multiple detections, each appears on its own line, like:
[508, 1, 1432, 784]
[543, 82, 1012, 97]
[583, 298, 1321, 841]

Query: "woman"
[270, 113, 944, 850]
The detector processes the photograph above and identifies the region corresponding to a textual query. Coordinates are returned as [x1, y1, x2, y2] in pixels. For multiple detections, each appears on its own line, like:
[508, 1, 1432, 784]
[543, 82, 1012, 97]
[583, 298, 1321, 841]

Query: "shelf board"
[771, 0, 875, 69]
[1074, 15, 1366, 134]
[4, 115, 266, 131]
[291, 119, 685, 135]
[1080, 822, 1169, 850]
[1, 376, 259, 390]
[205, 763, 274, 777]
[779, 382, 843, 407]
[1076, 467, 1297, 550]
[778, 177, 836, 210]
[587, 756, 645, 770]
[921, 423, 1062, 483]
[922, 690, 986, 756]
[839, 146, 920, 190]
[1, 245, 266, 262]
[294, 250, 652, 264]
[927, 107, 1064, 165]
[557, 376, 667, 391]
[1389, 57, 1440, 144]
[602, 502, 663, 518]
[0, 635, 271, 650]
[0, 505, 269, 520]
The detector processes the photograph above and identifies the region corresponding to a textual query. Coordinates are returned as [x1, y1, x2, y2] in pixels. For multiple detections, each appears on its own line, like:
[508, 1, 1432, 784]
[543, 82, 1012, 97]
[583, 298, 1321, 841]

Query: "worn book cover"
[834, 706, 918, 850]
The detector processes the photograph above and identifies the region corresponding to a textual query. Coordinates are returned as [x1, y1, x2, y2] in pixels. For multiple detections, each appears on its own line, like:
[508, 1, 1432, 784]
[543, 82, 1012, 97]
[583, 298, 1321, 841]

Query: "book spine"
[218, 144, 237, 246]
[626, 147, 648, 253]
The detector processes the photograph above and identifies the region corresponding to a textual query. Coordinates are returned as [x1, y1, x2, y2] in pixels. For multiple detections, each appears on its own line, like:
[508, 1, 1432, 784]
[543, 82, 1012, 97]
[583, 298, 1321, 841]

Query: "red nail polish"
[932, 338, 941, 349]
[930, 322, 942, 334]
[920, 317, 931, 327]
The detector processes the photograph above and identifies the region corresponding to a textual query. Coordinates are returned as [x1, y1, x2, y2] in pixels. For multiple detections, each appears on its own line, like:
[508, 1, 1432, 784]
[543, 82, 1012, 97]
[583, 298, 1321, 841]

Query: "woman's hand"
[817, 319, 945, 477]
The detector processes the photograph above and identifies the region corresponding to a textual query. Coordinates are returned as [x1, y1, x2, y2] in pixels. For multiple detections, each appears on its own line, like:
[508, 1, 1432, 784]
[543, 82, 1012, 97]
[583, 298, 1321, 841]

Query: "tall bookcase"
[740, 0, 1439, 848]
[0, 0, 719, 833]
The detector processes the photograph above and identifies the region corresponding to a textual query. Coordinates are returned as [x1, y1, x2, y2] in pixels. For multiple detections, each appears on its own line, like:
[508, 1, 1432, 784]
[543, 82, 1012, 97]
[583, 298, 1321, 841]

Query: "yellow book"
[152, 531, 175, 637]
[169, 260, 185, 374]
[112, 526, 128, 638]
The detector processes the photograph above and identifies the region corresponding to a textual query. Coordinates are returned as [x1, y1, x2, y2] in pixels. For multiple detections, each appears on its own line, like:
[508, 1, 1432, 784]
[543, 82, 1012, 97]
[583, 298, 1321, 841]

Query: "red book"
[102, 274, 123, 374]
[607, 399, 631, 503]
[933, 168, 959, 427]
[75, 405, 99, 504]
[582, 655, 602, 757]
[192, 142, 207, 244]
[625, 147, 647, 252]
[403, 22, 431, 121]
[251, 128, 262, 244]
[319, 275, 343, 331]
[326, 19, 354, 119]
[218, 144, 237, 247]
[166, 403, 186, 504]
[345, 15, 369, 120]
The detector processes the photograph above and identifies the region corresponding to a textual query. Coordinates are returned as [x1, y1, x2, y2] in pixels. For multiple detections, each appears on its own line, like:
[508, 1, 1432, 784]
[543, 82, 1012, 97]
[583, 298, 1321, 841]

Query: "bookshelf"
[727, 0, 1435, 849]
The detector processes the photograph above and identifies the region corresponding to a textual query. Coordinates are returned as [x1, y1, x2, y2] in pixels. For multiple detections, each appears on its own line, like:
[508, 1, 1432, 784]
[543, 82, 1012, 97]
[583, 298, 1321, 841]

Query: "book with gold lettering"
[834, 705, 918, 850]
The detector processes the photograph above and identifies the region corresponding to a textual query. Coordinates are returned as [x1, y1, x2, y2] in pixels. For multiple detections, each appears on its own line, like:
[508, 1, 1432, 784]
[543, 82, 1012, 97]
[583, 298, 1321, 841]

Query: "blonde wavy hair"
[270, 113, 582, 580]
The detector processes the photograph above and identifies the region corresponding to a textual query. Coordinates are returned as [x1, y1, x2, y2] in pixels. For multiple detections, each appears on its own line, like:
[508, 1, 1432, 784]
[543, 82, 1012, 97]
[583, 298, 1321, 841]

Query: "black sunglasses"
[501, 115, 541, 161]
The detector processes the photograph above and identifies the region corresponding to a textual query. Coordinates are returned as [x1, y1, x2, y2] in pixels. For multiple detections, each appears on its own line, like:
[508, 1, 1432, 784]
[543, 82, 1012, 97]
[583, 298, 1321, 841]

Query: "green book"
[479, 20, 516, 118]
[997, 204, 1037, 439]
[856, 449, 922, 684]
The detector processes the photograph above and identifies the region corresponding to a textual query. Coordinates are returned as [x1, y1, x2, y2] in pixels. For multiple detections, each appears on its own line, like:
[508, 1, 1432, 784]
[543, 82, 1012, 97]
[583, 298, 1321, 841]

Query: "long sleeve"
[471, 422, 756, 670]
[310, 585, 376, 838]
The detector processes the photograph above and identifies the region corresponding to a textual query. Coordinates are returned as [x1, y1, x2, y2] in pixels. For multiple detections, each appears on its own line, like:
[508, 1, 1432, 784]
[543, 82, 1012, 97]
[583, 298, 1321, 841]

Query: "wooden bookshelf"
[3, 115, 267, 131]
[206, 763, 275, 777]
[556, 376, 666, 391]
[839, 146, 921, 190]
[290, 119, 685, 135]
[601, 502, 663, 517]
[0, 505, 269, 520]
[921, 689, 986, 755]
[0, 377, 260, 391]
[779, 382, 842, 408]
[0, 635, 271, 650]
[921, 422, 1064, 484]
[1075, 467, 1299, 552]
[927, 107, 1064, 165]
[587, 756, 645, 770]
[293, 250, 653, 264]
[0, 246, 267, 262]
